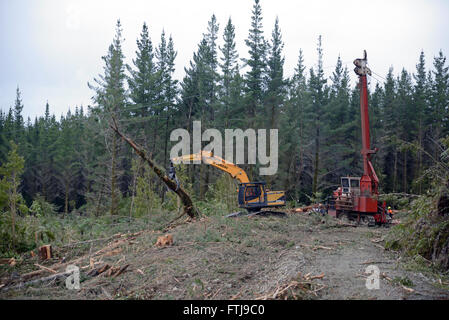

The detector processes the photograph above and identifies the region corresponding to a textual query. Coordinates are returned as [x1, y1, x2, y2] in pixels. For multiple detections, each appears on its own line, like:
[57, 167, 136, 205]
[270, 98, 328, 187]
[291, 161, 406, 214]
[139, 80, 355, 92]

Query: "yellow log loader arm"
[171, 151, 286, 212]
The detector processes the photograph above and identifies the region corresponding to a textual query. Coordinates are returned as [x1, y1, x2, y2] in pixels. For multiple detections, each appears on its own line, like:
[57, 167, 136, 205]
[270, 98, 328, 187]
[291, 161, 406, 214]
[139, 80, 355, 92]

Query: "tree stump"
[38, 245, 52, 260]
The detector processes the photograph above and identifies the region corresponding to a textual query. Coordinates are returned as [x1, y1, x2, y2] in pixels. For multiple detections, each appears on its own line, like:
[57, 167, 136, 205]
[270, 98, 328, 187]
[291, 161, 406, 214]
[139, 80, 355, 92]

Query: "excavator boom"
[172, 151, 250, 184]
[171, 150, 285, 212]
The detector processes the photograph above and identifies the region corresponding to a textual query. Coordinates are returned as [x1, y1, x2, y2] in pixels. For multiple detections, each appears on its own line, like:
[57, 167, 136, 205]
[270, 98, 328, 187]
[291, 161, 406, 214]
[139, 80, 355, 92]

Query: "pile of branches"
[256, 272, 326, 300]
[0, 231, 143, 292]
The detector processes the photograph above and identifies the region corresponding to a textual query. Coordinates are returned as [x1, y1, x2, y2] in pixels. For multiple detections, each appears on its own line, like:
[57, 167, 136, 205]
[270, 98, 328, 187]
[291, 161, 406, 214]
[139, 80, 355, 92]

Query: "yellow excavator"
[171, 151, 286, 215]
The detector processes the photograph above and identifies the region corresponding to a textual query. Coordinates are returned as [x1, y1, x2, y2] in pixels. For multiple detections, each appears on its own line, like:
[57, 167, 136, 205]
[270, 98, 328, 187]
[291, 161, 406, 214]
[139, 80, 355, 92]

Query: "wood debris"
[289, 204, 326, 214]
[155, 234, 174, 247]
[105, 264, 130, 278]
[300, 243, 334, 251]
[0, 258, 16, 266]
[101, 287, 112, 299]
[2, 270, 73, 292]
[97, 264, 111, 274]
[402, 285, 415, 293]
[103, 248, 123, 257]
[87, 263, 111, 277]
[312, 245, 332, 251]
[256, 272, 326, 300]
[34, 263, 57, 274]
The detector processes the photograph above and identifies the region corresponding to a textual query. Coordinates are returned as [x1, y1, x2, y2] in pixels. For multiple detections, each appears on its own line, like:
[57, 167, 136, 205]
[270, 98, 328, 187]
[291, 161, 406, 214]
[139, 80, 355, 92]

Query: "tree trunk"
[403, 150, 407, 193]
[129, 162, 138, 218]
[393, 149, 398, 193]
[162, 113, 170, 203]
[417, 122, 423, 194]
[312, 122, 320, 195]
[110, 122, 199, 219]
[110, 133, 118, 215]
[10, 172, 16, 250]
[64, 179, 69, 216]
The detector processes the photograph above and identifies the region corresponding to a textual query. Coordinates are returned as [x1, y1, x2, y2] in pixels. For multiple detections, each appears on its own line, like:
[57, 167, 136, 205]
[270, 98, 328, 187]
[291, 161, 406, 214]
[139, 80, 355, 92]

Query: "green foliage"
[378, 193, 413, 210]
[29, 194, 58, 217]
[385, 140, 449, 271]
[0, 142, 24, 209]
[307, 192, 324, 204]
[206, 174, 239, 212]
[131, 158, 162, 217]
[392, 276, 414, 287]
[0, 212, 59, 255]
[134, 175, 162, 217]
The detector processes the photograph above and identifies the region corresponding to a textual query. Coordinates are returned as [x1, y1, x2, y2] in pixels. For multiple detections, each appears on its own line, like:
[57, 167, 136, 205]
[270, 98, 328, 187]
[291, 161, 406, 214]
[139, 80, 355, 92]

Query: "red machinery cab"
[328, 175, 387, 225]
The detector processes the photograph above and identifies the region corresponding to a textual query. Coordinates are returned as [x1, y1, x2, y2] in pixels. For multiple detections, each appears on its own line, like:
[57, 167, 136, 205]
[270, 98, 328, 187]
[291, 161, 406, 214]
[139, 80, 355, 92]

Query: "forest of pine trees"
[1, 0, 449, 224]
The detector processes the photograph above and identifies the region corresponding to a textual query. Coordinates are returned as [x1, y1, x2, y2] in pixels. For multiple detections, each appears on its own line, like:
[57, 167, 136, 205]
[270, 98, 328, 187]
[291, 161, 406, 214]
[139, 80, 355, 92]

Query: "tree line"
[1, 0, 449, 219]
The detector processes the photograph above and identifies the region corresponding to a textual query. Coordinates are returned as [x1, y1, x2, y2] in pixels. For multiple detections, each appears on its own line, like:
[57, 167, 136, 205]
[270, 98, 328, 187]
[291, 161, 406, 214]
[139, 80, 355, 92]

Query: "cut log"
[112, 264, 129, 277]
[97, 264, 111, 274]
[34, 264, 57, 274]
[0, 258, 16, 266]
[110, 119, 199, 219]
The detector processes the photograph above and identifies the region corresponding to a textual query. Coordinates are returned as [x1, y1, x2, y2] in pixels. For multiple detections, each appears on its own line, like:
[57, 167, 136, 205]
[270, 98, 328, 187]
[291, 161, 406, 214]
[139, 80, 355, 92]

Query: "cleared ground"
[1, 211, 448, 300]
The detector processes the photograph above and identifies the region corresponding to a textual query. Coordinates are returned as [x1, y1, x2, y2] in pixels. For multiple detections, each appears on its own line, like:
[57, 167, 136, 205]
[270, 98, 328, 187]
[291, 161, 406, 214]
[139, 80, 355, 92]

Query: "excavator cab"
[238, 182, 267, 211]
[238, 182, 285, 211]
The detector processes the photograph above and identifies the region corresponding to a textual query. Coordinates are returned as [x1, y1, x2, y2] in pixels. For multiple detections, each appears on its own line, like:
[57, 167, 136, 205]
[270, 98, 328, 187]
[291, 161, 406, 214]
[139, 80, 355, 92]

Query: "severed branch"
[110, 118, 199, 219]
[1, 271, 73, 292]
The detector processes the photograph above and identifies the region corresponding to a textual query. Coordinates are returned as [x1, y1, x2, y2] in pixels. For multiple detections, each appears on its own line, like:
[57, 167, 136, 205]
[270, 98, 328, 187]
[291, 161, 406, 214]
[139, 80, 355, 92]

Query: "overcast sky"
[1, 0, 448, 120]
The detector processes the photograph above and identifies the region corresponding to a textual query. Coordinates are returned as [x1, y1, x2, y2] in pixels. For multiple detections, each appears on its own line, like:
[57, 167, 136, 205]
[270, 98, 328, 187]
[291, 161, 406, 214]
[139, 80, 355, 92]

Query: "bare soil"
[1, 211, 448, 300]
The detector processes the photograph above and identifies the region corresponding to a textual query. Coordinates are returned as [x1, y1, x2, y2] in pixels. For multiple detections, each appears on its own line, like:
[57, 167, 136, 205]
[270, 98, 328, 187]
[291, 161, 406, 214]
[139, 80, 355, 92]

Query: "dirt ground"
[1, 211, 448, 300]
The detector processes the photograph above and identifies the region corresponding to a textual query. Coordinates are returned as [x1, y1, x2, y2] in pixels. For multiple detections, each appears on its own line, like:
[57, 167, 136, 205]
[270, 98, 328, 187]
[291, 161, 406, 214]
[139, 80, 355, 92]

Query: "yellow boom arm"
[171, 151, 250, 184]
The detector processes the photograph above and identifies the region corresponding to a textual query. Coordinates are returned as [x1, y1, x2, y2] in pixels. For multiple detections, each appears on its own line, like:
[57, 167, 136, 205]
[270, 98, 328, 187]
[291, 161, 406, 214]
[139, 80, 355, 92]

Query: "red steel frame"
[329, 52, 387, 224]
[358, 73, 379, 214]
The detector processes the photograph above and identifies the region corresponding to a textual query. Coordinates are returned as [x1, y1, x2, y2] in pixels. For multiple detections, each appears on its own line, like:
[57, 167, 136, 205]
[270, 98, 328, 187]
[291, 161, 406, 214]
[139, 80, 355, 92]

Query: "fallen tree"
[110, 118, 199, 219]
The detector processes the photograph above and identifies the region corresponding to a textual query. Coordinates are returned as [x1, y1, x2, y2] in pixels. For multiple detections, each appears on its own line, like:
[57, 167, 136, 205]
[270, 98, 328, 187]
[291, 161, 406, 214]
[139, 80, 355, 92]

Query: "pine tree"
[322, 55, 352, 186]
[13, 87, 24, 143]
[279, 49, 310, 201]
[396, 68, 414, 192]
[264, 16, 285, 130]
[0, 142, 25, 249]
[244, 0, 268, 126]
[308, 35, 328, 194]
[219, 17, 243, 129]
[54, 111, 80, 215]
[412, 51, 429, 192]
[127, 22, 157, 147]
[33, 102, 60, 202]
[161, 34, 179, 168]
[430, 50, 449, 157]
[0, 111, 7, 163]
[369, 82, 384, 171]
[382, 68, 399, 192]
[88, 20, 128, 216]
